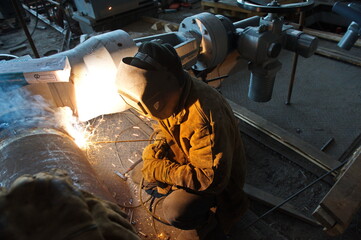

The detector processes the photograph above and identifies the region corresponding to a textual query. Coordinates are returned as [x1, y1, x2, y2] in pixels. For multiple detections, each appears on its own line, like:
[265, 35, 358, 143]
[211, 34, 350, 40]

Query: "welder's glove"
[142, 139, 169, 161]
[141, 144, 177, 185]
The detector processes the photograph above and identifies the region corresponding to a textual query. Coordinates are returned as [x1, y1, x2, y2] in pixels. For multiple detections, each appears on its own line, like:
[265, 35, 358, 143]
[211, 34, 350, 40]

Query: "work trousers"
[162, 189, 216, 230]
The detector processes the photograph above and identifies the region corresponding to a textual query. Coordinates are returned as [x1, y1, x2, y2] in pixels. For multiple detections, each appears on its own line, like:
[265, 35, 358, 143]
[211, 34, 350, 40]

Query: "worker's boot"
[176, 213, 227, 240]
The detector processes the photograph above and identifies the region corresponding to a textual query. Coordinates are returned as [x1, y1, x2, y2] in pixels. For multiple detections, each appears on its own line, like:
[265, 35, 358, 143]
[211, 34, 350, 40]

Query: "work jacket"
[147, 73, 248, 233]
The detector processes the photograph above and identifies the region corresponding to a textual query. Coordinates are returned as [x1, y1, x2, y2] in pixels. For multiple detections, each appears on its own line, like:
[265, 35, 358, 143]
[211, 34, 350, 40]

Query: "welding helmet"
[116, 42, 185, 120]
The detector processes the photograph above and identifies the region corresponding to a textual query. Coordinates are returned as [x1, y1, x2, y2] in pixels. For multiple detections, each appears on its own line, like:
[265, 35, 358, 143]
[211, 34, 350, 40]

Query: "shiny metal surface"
[0, 127, 114, 201]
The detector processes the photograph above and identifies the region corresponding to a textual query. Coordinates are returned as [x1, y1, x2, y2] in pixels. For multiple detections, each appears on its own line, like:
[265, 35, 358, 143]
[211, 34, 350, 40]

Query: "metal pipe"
[285, 53, 299, 105]
[285, 11, 305, 105]
[233, 16, 260, 29]
[11, 0, 40, 58]
[0, 113, 114, 202]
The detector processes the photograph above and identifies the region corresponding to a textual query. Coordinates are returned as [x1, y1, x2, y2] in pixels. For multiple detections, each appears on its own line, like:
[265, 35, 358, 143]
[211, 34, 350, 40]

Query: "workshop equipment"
[71, 0, 158, 34]
[115, 159, 143, 181]
[1, 3, 318, 119]
[0, 107, 114, 201]
[332, 2, 361, 50]
[0, 56, 70, 88]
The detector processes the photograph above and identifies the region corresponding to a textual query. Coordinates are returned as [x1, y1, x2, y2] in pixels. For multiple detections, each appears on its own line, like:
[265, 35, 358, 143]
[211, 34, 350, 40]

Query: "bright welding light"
[74, 46, 130, 122]
[108, 6, 112, 10]
[55, 107, 93, 149]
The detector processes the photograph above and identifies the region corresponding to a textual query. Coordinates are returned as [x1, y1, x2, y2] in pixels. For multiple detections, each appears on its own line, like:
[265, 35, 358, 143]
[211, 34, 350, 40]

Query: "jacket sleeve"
[143, 112, 234, 194]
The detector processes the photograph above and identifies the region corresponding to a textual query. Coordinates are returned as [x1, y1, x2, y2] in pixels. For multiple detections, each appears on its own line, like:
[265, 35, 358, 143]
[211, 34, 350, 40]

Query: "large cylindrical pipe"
[0, 111, 114, 202]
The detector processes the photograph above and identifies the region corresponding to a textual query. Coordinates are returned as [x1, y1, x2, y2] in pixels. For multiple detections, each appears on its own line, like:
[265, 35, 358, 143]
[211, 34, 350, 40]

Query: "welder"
[116, 41, 248, 240]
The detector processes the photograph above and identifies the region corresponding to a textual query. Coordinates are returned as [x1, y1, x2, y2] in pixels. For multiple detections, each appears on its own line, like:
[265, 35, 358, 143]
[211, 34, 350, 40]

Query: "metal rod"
[22, 4, 65, 33]
[285, 11, 305, 105]
[285, 53, 299, 105]
[233, 16, 261, 29]
[205, 75, 229, 83]
[11, 0, 40, 58]
[320, 137, 335, 152]
[93, 139, 161, 144]
[242, 159, 347, 230]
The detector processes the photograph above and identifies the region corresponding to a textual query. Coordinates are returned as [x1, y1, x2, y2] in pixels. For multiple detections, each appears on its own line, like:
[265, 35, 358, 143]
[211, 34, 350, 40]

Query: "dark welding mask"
[116, 52, 182, 120]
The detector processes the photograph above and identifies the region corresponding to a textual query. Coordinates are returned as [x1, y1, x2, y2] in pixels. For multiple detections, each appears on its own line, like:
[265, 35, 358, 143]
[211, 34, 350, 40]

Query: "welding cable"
[139, 177, 171, 226]
[139, 178, 171, 240]
[1, 1, 40, 50]
[242, 160, 348, 230]
[151, 197, 166, 238]
[116, 194, 153, 209]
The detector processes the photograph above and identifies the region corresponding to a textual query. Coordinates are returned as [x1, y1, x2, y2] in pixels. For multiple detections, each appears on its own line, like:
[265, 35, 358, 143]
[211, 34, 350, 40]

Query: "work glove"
[142, 139, 169, 161]
[141, 143, 176, 186]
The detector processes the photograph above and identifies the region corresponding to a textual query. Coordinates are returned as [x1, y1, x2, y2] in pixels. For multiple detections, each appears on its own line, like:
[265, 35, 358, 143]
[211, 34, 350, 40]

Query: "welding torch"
[114, 138, 168, 181]
[115, 159, 142, 181]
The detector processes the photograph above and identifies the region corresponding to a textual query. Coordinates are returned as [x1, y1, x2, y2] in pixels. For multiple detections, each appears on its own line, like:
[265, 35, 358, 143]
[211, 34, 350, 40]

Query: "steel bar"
[321, 138, 335, 152]
[11, 0, 40, 58]
[285, 11, 305, 105]
[243, 159, 346, 230]
[22, 4, 65, 34]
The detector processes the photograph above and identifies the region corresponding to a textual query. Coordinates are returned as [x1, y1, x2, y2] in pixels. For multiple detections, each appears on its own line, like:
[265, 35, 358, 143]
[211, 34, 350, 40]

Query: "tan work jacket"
[155, 74, 248, 233]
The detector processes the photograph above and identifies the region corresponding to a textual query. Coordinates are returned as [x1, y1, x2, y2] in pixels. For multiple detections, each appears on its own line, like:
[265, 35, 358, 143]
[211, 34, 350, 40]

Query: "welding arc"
[93, 139, 162, 144]
[242, 160, 348, 230]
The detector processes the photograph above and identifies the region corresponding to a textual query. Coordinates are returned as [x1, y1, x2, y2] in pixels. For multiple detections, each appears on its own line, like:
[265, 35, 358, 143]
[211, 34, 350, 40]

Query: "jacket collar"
[165, 71, 192, 125]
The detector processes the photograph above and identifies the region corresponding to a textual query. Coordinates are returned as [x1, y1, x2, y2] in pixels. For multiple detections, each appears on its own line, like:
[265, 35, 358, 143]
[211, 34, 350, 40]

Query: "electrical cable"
[242, 160, 348, 230]
[116, 194, 153, 209]
[0, 1, 40, 50]
[86, 119, 170, 238]
[139, 177, 170, 226]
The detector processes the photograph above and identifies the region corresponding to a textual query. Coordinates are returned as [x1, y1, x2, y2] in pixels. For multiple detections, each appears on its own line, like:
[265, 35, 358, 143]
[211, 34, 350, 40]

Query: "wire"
[93, 139, 162, 144]
[242, 160, 348, 230]
[0, 1, 40, 50]
[116, 194, 153, 209]
[139, 178, 171, 226]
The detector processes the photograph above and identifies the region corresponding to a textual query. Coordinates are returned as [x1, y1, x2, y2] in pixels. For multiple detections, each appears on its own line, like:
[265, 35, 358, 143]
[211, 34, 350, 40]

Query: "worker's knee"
[162, 189, 215, 230]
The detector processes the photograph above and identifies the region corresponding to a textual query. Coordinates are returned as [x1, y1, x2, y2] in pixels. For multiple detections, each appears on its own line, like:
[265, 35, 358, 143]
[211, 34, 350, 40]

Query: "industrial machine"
[29, 0, 316, 121]
[71, 0, 158, 34]
[332, 1, 361, 50]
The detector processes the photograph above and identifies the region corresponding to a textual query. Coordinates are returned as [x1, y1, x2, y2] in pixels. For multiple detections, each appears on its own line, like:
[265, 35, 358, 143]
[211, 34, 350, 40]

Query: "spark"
[55, 107, 95, 150]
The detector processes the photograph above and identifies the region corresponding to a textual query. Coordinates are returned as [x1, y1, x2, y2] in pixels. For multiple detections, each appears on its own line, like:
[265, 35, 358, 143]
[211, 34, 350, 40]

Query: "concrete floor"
[221, 40, 361, 160]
